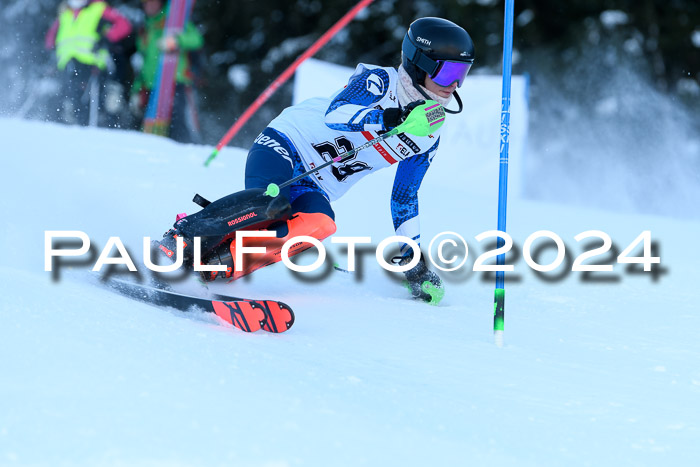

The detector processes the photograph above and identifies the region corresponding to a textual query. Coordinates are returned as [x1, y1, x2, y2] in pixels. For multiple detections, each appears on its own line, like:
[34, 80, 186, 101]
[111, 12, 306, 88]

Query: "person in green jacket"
[45, 0, 132, 126]
[130, 0, 204, 144]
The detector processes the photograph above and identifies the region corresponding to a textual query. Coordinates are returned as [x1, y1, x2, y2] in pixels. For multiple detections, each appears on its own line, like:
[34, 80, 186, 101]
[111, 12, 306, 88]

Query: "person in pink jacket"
[45, 0, 132, 126]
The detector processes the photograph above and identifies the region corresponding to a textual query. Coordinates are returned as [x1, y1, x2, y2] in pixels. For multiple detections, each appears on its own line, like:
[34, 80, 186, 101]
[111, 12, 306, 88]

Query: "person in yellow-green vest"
[130, 0, 204, 144]
[45, 0, 132, 126]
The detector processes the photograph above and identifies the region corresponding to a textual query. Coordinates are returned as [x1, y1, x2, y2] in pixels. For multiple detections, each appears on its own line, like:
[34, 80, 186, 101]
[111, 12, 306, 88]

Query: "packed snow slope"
[1, 117, 699, 467]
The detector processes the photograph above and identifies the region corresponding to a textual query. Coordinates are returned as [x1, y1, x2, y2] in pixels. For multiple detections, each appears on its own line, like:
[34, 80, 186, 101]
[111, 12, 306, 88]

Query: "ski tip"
[279, 302, 295, 331]
[260, 301, 295, 333]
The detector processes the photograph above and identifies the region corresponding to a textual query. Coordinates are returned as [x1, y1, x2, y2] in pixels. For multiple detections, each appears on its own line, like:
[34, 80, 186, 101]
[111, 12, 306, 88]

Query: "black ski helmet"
[401, 17, 475, 113]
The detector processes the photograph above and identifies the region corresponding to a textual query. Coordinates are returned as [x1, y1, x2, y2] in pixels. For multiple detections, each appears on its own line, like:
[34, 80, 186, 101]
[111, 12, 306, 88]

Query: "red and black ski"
[103, 278, 294, 333]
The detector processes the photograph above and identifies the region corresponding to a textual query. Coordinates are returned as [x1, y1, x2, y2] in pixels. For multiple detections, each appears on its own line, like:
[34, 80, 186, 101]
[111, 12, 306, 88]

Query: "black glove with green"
[394, 250, 444, 305]
[382, 100, 426, 130]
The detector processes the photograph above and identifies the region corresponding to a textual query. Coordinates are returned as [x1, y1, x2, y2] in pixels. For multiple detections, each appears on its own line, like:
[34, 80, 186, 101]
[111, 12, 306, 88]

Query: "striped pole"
[494, 0, 515, 347]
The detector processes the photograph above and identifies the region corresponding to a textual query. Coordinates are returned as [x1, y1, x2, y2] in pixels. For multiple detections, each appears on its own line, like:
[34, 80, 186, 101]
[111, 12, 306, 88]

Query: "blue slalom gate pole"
[494, 0, 515, 347]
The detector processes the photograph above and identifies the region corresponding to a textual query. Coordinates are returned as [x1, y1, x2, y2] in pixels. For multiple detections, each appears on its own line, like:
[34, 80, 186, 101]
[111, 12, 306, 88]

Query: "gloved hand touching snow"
[394, 250, 444, 305]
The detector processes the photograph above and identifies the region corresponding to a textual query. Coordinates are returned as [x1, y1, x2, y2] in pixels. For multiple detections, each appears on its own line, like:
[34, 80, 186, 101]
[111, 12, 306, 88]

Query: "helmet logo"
[416, 36, 432, 46]
[366, 74, 384, 96]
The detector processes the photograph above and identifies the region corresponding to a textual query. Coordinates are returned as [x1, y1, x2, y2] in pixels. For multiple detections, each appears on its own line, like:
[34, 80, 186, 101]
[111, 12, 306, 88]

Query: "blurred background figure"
[129, 0, 204, 144]
[45, 0, 132, 127]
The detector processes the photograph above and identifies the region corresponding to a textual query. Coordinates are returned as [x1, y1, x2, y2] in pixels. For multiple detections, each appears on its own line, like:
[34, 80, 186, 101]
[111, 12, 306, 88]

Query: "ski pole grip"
[265, 183, 281, 198]
[395, 101, 445, 137]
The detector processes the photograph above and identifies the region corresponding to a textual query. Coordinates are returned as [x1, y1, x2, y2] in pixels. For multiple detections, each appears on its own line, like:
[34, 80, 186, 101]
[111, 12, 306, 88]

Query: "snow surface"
[1, 98, 699, 466]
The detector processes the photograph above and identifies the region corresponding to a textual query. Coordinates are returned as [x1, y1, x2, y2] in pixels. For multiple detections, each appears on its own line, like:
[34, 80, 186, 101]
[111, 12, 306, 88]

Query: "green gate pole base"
[494, 288, 505, 347]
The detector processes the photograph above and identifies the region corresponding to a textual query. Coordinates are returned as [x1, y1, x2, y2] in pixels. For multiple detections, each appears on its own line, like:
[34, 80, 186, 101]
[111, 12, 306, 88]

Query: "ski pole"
[493, 0, 515, 348]
[88, 68, 100, 127]
[264, 101, 445, 197]
[204, 0, 375, 167]
[264, 128, 399, 197]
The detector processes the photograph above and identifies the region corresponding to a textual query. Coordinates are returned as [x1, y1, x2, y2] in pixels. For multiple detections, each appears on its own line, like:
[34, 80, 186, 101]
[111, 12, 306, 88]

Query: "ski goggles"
[430, 60, 472, 88]
[402, 36, 473, 88]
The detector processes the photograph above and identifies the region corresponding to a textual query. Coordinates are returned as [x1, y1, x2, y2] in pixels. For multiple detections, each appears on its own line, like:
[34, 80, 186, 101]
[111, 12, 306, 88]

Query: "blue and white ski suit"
[245, 64, 442, 254]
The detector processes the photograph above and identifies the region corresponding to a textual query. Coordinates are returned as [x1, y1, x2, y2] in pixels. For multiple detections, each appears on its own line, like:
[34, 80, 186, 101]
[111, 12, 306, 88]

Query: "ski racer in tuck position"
[157, 17, 475, 304]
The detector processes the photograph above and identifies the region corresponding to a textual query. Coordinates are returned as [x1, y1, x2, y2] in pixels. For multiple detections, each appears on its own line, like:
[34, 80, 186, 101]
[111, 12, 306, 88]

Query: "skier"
[158, 17, 475, 304]
[45, 0, 132, 126]
[129, 0, 204, 144]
